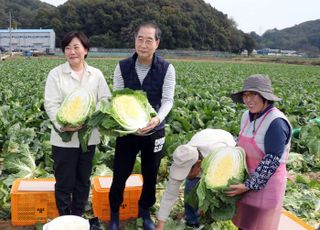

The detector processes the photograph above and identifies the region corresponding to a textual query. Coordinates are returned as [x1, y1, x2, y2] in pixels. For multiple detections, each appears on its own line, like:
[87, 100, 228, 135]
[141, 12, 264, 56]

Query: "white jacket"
[44, 62, 111, 147]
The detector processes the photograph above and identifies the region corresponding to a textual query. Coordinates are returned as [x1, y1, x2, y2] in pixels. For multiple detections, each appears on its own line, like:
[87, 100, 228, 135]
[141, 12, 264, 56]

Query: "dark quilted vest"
[119, 53, 169, 131]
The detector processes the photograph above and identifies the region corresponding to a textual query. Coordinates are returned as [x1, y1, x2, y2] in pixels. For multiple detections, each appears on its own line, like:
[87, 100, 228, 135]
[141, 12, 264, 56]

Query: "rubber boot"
[108, 211, 120, 230]
[138, 206, 155, 230]
[89, 217, 102, 230]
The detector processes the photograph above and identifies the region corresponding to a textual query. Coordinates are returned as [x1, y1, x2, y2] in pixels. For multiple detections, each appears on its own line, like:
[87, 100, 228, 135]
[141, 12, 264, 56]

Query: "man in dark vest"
[108, 21, 176, 230]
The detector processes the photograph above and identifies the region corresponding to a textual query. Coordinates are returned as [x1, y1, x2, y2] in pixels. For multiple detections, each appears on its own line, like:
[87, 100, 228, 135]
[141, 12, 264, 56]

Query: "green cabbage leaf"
[87, 89, 157, 137]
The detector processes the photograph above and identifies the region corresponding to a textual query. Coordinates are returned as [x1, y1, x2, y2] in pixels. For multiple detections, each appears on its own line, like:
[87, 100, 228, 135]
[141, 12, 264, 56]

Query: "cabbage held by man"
[90, 88, 157, 136]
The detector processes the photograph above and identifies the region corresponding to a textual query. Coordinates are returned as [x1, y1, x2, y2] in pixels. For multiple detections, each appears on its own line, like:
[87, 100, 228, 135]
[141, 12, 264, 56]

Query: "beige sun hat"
[230, 74, 281, 104]
[187, 129, 236, 157]
[169, 145, 198, 180]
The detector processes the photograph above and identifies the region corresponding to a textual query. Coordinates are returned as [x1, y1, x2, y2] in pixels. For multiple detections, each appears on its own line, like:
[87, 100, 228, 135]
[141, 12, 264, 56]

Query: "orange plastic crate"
[10, 178, 59, 226]
[92, 174, 143, 222]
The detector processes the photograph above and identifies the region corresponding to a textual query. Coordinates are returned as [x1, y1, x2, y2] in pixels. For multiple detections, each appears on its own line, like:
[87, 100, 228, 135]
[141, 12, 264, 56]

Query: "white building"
[0, 28, 55, 52]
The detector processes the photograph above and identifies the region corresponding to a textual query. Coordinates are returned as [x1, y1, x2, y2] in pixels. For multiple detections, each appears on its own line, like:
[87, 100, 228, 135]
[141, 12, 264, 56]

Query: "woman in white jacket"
[44, 31, 111, 216]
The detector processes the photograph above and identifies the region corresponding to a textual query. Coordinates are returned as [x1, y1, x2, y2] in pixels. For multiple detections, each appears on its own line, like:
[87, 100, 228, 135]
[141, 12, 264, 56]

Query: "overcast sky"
[206, 0, 320, 35]
[41, 0, 320, 35]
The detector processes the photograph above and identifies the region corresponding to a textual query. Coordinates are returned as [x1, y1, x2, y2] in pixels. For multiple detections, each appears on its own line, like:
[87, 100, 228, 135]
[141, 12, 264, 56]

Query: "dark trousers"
[109, 129, 165, 212]
[184, 177, 200, 225]
[52, 145, 95, 216]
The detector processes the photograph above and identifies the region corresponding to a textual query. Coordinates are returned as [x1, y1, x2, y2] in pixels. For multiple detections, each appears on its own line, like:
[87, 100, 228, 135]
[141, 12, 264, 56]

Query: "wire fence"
[53, 48, 234, 59]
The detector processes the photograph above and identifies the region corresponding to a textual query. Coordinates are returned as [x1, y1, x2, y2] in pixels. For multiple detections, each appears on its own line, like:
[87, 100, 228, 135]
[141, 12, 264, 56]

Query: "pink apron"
[232, 109, 287, 230]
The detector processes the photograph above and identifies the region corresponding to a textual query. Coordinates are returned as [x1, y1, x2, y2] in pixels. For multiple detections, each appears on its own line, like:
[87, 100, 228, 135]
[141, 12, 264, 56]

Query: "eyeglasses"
[135, 37, 155, 46]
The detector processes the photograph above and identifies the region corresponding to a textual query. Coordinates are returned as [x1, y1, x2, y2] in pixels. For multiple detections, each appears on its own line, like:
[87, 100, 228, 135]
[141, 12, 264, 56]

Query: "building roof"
[0, 29, 55, 33]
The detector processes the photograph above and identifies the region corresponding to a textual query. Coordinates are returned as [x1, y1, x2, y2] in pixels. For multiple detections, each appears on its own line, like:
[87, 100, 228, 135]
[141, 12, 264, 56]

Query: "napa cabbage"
[53, 88, 96, 152]
[88, 89, 157, 136]
[57, 87, 95, 127]
[77, 89, 156, 152]
[186, 146, 248, 222]
[202, 146, 247, 189]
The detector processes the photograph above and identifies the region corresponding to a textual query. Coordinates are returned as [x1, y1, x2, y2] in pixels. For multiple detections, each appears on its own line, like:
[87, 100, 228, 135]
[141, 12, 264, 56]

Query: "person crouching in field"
[156, 129, 236, 230]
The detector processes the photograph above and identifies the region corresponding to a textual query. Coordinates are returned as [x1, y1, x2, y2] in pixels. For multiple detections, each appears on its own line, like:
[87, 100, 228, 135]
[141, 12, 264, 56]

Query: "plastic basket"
[10, 178, 58, 226]
[92, 174, 143, 222]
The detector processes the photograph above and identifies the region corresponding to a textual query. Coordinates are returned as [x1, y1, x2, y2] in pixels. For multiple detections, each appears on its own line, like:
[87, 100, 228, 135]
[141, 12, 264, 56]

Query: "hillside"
[3, 0, 318, 54]
[0, 0, 58, 28]
[0, 0, 254, 52]
[253, 19, 320, 54]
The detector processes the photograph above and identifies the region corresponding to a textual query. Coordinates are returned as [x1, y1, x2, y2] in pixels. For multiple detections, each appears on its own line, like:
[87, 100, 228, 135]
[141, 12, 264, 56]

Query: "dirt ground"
[0, 220, 34, 230]
[307, 172, 320, 182]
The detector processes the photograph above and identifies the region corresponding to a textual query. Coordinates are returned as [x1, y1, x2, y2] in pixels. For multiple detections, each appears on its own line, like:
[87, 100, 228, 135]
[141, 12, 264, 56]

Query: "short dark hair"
[134, 21, 161, 41]
[61, 31, 90, 58]
[197, 149, 204, 161]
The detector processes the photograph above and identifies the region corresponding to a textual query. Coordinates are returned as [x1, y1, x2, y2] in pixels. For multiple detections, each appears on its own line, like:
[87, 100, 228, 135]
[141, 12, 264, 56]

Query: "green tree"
[243, 33, 256, 56]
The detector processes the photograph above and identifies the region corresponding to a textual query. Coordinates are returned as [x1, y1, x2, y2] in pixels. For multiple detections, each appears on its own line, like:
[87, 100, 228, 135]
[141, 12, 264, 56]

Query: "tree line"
[0, 0, 255, 54]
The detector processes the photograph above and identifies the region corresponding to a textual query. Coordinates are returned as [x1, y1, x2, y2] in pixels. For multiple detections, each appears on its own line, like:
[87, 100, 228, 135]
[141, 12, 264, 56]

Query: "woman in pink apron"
[225, 74, 291, 230]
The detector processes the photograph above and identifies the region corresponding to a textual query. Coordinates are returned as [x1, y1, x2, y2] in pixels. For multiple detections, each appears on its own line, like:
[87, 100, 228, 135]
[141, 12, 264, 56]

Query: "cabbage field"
[0, 57, 319, 228]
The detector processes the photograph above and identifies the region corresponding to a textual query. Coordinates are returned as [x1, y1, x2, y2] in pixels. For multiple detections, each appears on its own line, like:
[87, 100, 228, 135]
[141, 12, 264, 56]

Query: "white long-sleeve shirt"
[44, 61, 111, 147]
[157, 177, 184, 221]
[113, 60, 175, 123]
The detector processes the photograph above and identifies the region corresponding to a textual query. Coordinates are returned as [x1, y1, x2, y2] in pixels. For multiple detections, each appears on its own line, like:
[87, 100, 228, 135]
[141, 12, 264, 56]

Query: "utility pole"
[9, 11, 12, 55]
